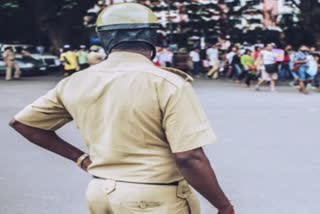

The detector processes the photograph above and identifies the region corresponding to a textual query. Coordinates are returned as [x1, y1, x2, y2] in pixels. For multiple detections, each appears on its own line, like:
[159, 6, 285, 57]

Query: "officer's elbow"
[9, 119, 25, 131]
[9, 118, 17, 128]
[174, 147, 206, 168]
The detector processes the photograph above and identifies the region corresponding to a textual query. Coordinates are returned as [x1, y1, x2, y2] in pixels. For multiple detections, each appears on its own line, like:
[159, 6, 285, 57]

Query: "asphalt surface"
[1, 73, 319, 214]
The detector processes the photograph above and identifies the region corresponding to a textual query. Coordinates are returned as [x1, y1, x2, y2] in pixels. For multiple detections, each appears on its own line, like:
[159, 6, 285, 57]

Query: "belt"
[92, 176, 179, 186]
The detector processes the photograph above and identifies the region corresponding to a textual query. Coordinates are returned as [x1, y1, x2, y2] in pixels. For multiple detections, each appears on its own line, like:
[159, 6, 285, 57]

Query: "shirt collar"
[106, 51, 153, 65]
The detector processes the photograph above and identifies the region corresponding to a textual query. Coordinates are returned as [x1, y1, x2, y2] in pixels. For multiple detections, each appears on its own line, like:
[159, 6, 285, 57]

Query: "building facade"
[86, 0, 296, 41]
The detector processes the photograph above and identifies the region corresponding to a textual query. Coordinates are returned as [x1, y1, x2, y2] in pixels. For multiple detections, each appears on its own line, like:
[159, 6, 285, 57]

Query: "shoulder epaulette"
[161, 67, 193, 82]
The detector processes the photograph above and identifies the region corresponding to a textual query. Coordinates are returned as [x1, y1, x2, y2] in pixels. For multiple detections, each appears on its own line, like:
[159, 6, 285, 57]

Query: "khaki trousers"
[5, 61, 20, 80]
[86, 179, 200, 214]
[207, 60, 220, 79]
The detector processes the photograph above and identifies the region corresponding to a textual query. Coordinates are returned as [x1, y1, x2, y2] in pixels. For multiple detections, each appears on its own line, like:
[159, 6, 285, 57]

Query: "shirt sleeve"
[14, 78, 73, 131]
[161, 81, 216, 153]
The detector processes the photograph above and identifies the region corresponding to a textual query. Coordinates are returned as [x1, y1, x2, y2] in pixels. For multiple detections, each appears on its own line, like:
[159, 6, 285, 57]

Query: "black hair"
[245, 49, 252, 55]
[112, 42, 153, 52]
[4, 46, 13, 51]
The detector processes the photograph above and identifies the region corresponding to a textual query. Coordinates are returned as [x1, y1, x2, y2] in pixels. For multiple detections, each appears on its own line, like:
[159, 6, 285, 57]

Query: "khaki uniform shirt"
[15, 52, 216, 183]
[2, 50, 15, 63]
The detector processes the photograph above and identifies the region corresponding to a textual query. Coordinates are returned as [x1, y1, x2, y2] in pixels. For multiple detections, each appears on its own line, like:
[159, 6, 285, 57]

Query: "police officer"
[9, 3, 234, 214]
[2, 46, 20, 80]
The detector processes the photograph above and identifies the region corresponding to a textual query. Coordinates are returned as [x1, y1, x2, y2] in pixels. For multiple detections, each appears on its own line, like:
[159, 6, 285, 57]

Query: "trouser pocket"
[86, 179, 117, 214]
[118, 201, 166, 214]
[176, 180, 200, 214]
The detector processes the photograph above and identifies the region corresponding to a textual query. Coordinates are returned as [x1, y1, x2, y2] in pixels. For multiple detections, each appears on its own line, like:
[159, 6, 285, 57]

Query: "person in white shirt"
[306, 53, 319, 90]
[189, 47, 201, 78]
[207, 44, 219, 61]
[255, 43, 278, 92]
[157, 47, 167, 67]
[226, 46, 238, 78]
[226, 47, 236, 65]
[206, 44, 219, 79]
[219, 37, 231, 51]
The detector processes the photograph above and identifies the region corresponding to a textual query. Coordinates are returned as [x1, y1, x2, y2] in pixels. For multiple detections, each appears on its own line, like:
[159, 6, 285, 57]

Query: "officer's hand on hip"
[80, 156, 92, 172]
[217, 204, 235, 214]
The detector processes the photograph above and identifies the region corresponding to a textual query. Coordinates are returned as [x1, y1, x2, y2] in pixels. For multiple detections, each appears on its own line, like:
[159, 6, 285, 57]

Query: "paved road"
[1, 74, 319, 214]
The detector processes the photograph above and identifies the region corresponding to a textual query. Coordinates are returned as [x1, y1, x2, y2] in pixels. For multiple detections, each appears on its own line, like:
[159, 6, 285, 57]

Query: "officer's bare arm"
[174, 147, 233, 214]
[9, 119, 90, 170]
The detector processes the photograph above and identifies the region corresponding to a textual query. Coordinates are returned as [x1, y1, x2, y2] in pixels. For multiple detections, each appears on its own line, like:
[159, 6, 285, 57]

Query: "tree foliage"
[283, 0, 320, 46]
[0, 0, 96, 52]
[2, 0, 319, 51]
[141, 0, 259, 45]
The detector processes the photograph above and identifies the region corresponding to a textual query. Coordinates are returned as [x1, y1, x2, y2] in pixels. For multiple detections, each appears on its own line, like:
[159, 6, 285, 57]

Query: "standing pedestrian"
[255, 43, 278, 92]
[163, 46, 174, 67]
[226, 46, 238, 79]
[289, 47, 299, 87]
[206, 44, 220, 79]
[157, 46, 167, 67]
[2, 46, 20, 80]
[241, 49, 256, 87]
[252, 46, 262, 60]
[60, 45, 80, 76]
[233, 49, 245, 83]
[293, 45, 309, 94]
[87, 45, 106, 66]
[189, 47, 201, 78]
[173, 48, 192, 72]
[279, 45, 292, 80]
[306, 53, 319, 90]
[219, 37, 231, 51]
[77, 45, 89, 70]
[9, 3, 234, 214]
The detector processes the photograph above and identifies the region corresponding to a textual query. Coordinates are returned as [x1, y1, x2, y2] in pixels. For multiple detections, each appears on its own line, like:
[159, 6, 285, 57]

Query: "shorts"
[264, 64, 278, 74]
[291, 71, 298, 79]
[261, 69, 278, 81]
[297, 66, 308, 81]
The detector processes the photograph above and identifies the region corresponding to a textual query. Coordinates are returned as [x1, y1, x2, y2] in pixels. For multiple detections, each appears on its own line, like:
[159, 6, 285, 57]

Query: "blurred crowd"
[153, 41, 320, 94]
[3, 39, 320, 95]
[59, 44, 106, 77]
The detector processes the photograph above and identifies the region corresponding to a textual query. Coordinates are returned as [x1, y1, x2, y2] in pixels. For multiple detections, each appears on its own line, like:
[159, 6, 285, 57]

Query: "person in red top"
[252, 46, 262, 60]
[279, 45, 293, 80]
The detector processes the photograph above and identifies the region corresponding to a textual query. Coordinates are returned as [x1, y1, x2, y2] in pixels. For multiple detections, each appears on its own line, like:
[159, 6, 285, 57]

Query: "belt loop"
[177, 180, 201, 214]
[177, 180, 191, 198]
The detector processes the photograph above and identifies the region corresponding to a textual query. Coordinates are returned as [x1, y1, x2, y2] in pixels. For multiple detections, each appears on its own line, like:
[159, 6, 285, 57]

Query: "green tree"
[285, 0, 320, 46]
[144, 0, 257, 44]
